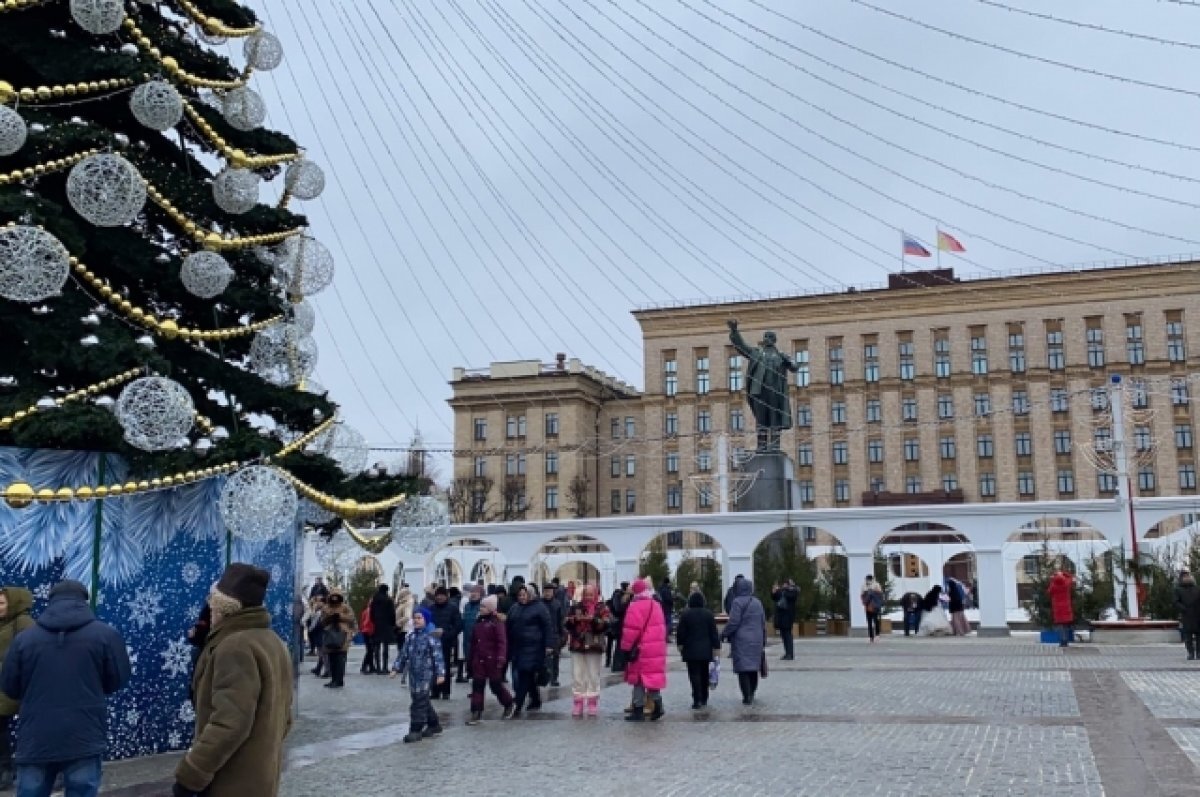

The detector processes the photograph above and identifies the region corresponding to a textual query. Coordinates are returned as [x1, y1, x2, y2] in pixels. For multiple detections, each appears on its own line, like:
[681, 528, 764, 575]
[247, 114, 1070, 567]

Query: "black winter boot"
[649, 697, 664, 721]
[624, 705, 645, 722]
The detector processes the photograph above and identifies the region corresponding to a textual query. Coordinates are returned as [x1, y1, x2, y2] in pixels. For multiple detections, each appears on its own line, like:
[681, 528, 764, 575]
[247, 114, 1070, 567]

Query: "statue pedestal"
[735, 451, 800, 511]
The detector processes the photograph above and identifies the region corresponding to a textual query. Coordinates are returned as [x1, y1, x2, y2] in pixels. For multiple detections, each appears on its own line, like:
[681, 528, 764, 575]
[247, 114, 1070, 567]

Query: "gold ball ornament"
[107, 484, 123, 496]
[93, 485, 109, 498]
[159, 319, 179, 339]
[35, 489, 55, 503]
[55, 487, 75, 501]
[0, 81, 13, 103]
[3, 482, 35, 509]
[76, 486, 94, 500]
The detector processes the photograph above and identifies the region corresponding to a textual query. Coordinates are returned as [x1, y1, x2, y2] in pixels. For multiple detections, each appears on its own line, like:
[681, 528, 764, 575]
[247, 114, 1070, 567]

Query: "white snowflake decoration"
[181, 562, 201, 585]
[178, 701, 195, 724]
[32, 583, 50, 602]
[69, 0, 125, 34]
[284, 158, 324, 200]
[129, 80, 183, 131]
[0, 225, 70, 303]
[160, 638, 192, 678]
[290, 299, 315, 335]
[244, 30, 283, 70]
[125, 586, 165, 630]
[390, 496, 450, 555]
[275, 235, 334, 298]
[212, 167, 259, 215]
[180, 250, 234, 299]
[167, 731, 182, 748]
[0, 105, 28, 157]
[219, 465, 298, 542]
[310, 422, 368, 475]
[249, 323, 318, 387]
[221, 86, 266, 132]
[125, 644, 138, 675]
[67, 153, 146, 227]
[270, 564, 283, 584]
[115, 376, 195, 452]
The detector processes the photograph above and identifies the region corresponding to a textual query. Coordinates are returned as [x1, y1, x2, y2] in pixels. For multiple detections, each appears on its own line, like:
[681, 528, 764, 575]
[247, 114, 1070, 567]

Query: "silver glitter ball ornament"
[243, 30, 283, 71]
[212, 167, 259, 214]
[390, 496, 450, 555]
[290, 299, 316, 334]
[66, 154, 146, 227]
[0, 225, 70, 303]
[0, 106, 28, 157]
[297, 498, 336, 526]
[180, 251, 234, 298]
[221, 87, 266, 132]
[275, 235, 334, 298]
[129, 80, 183, 131]
[69, 0, 125, 34]
[219, 465, 298, 542]
[249, 322, 318, 387]
[284, 159, 325, 200]
[309, 422, 369, 475]
[115, 376, 196, 452]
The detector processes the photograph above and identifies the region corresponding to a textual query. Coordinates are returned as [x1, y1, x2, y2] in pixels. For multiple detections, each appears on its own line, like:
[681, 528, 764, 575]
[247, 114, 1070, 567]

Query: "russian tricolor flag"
[902, 233, 931, 257]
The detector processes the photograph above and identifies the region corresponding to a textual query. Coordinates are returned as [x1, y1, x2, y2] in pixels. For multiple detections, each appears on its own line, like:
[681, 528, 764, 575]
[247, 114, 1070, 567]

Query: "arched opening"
[354, 555, 383, 579]
[535, 534, 613, 596]
[433, 558, 462, 589]
[752, 525, 847, 632]
[1007, 517, 1113, 623]
[1133, 512, 1200, 618]
[554, 561, 601, 595]
[640, 530, 723, 615]
[880, 522, 975, 597]
[429, 537, 505, 591]
[470, 559, 496, 586]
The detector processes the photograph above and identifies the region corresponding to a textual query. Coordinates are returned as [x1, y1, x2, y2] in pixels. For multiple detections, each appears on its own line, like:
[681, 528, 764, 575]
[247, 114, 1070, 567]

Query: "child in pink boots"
[564, 584, 611, 717]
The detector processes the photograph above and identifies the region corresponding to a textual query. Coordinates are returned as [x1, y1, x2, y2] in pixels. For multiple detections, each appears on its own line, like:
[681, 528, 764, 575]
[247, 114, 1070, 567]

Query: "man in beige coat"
[174, 564, 293, 797]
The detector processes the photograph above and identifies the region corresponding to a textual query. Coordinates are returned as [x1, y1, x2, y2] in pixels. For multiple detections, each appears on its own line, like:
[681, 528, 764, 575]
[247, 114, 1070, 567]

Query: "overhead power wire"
[742, 0, 1200, 155]
[849, 0, 1200, 101]
[973, 0, 1200, 50]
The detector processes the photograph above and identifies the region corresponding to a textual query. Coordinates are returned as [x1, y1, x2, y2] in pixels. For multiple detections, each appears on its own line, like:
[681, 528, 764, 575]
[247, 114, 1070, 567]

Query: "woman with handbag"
[620, 578, 668, 722]
[504, 585, 551, 717]
[321, 593, 356, 689]
[564, 584, 611, 717]
[721, 578, 767, 706]
[675, 591, 720, 710]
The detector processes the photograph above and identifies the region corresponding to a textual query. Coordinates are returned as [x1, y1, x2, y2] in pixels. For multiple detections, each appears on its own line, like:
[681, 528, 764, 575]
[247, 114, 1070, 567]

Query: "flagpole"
[900, 229, 905, 272]
[936, 228, 941, 269]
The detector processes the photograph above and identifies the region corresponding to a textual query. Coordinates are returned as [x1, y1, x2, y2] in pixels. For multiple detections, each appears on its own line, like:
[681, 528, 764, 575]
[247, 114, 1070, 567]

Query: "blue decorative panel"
[0, 447, 299, 760]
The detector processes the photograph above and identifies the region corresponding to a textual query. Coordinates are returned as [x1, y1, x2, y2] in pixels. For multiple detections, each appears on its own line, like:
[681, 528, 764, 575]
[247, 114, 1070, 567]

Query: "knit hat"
[480, 595, 498, 614]
[213, 563, 269, 609]
[49, 580, 89, 602]
[434, 586, 448, 597]
[631, 578, 649, 596]
[415, 606, 434, 627]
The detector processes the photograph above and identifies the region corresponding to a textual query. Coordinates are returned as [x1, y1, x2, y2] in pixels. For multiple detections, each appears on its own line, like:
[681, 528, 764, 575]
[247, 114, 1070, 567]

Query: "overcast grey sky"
[242, 0, 1200, 462]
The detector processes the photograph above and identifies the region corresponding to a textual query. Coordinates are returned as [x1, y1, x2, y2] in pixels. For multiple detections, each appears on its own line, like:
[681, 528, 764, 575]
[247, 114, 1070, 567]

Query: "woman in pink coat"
[620, 578, 668, 722]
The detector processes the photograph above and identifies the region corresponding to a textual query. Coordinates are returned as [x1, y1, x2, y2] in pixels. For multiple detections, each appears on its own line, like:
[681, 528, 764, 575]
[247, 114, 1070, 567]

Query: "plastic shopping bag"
[708, 658, 720, 689]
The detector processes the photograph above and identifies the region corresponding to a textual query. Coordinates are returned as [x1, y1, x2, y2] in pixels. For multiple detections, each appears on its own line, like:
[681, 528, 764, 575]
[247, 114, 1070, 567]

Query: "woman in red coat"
[620, 578, 668, 722]
[466, 595, 514, 725]
[1047, 570, 1075, 648]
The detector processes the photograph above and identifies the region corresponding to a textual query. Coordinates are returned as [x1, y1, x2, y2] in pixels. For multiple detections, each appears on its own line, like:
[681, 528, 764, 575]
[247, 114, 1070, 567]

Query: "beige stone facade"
[450, 263, 1200, 520]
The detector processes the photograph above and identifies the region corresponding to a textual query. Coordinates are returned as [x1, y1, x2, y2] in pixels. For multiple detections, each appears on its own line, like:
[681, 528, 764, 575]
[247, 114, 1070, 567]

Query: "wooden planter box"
[796, 620, 818, 637]
[827, 619, 849, 636]
[880, 618, 893, 635]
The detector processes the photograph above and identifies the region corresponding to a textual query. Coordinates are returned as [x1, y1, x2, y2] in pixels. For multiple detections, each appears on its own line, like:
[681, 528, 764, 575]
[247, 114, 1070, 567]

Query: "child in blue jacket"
[391, 606, 445, 742]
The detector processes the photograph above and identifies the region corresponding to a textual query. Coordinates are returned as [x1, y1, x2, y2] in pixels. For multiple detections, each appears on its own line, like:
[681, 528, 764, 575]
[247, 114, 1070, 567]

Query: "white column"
[614, 558, 639, 589]
[724, 553, 752, 605]
[505, 562, 530, 587]
[1003, 550, 1020, 620]
[717, 433, 731, 513]
[974, 548, 1009, 636]
[405, 566, 428, 593]
[1110, 374, 1140, 618]
[847, 550, 874, 636]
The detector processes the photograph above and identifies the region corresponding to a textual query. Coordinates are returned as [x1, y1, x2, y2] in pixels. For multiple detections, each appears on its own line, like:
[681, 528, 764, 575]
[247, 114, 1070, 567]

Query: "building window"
[506, 453, 526, 476]
[1057, 469, 1075, 494]
[1047, 330, 1065, 371]
[545, 412, 559, 436]
[797, 442, 814, 466]
[940, 436, 956, 459]
[610, 457, 621, 478]
[611, 490, 621, 513]
[623, 417, 635, 439]
[834, 479, 850, 503]
[901, 397, 918, 421]
[1094, 427, 1112, 452]
[728, 355, 744, 392]
[971, 335, 988, 375]
[506, 416, 518, 439]
[942, 472, 958, 491]
[831, 401, 847, 425]
[798, 480, 815, 505]
[696, 356, 710, 395]
[1086, 325, 1105, 368]
[1017, 471, 1035, 496]
[1051, 388, 1070, 413]
[1127, 321, 1145, 365]
[937, 394, 954, 419]
[832, 441, 849, 465]
[666, 451, 679, 474]
[611, 418, 621, 439]
[1098, 472, 1118, 493]
[1138, 467, 1157, 492]
[1012, 390, 1030, 416]
[697, 409, 712, 433]
[979, 473, 996, 497]
[665, 412, 679, 436]
[473, 417, 487, 441]
[867, 438, 884, 463]
[1090, 388, 1109, 411]
[1015, 432, 1032, 457]
[906, 476, 922, 494]
[1181, 464, 1197, 490]
[1177, 424, 1194, 449]
[976, 434, 994, 458]
[899, 341, 915, 381]
[1173, 380, 1190, 406]
[1008, 332, 1026, 373]
[664, 357, 678, 397]
[1131, 378, 1149, 409]
[870, 477, 885, 494]
[1134, 425, 1152, 452]
[698, 485, 713, 508]
[974, 393, 991, 417]
[697, 449, 712, 472]
[797, 404, 812, 427]
[934, 336, 951, 378]
[545, 452, 558, 475]
[626, 490, 637, 512]
[730, 408, 745, 431]
[625, 455, 637, 477]
[1054, 429, 1072, 455]
[667, 484, 682, 509]
[545, 486, 558, 511]
[866, 400, 882, 423]
[795, 347, 810, 387]
[473, 456, 487, 478]
[829, 343, 845, 387]
[904, 438, 920, 461]
[1168, 318, 1187, 362]
[864, 342, 880, 383]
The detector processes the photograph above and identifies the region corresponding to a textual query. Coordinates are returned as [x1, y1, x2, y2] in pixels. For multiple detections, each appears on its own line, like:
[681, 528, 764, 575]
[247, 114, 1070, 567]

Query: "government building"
[448, 262, 1200, 523]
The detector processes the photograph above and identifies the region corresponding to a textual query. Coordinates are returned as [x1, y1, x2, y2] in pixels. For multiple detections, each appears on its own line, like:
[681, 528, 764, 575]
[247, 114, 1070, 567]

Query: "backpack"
[359, 606, 375, 635]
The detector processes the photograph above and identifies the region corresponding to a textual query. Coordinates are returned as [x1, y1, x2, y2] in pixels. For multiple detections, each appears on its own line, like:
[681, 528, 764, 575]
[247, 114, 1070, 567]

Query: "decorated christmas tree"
[0, 0, 419, 544]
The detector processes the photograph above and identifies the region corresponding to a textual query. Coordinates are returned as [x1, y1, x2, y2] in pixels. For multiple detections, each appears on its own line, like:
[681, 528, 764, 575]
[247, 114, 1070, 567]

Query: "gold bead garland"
[2, 460, 242, 508]
[180, 100, 298, 169]
[0, 78, 136, 106]
[269, 415, 335, 461]
[0, 367, 142, 432]
[141, 178, 303, 251]
[0, 0, 53, 13]
[283, 470, 408, 518]
[0, 148, 100, 187]
[121, 18, 252, 90]
[175, 0, 262, 38]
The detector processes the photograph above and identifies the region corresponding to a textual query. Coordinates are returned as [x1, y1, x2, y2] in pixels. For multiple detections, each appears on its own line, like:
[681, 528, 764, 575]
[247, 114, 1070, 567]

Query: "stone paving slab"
[1122, 671, 1200, 719]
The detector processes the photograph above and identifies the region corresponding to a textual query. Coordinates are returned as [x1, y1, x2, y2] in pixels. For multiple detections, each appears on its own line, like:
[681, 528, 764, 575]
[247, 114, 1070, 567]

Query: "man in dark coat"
[608, 582, 630, 672]
[1, 580, 130, 795]
[505, 586, 551, 715]
[771, 579, 800, 660]
[1175, 569, 1200, 660]
[428, 587, 462, 699]
[724, 574, 745, 614]
[308, 577, 329, 601]
[541, 583, 566, 686]
[369, 585, 397, 674]
[658, 578, 675, 641]
[675, 592, 720, 709]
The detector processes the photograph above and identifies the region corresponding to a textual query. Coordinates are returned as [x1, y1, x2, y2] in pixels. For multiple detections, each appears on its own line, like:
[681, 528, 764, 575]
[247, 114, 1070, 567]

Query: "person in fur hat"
[466, 595, 514, 725]
[391, 607, 445, 743]
[174, 564, 292, 797]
